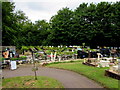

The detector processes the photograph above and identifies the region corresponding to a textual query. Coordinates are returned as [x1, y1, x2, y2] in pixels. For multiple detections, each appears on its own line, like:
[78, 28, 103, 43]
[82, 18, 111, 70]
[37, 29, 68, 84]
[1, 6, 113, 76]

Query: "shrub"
[10, 58, 19, 61]
[10, 56, 27, 61]
[0, 57, 5, 62]
[19, 56, 27, 60]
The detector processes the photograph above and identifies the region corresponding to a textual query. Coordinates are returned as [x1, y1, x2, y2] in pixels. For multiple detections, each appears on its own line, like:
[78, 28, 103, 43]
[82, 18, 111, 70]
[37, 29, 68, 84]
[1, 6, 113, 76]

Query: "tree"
[13, 10, 30, 48]
[2, 2, 16, 45]
[73, 3, 89, 45]
[2, 1, 120, 47]
[33, 20, 50, 45]
[48, 7, 73, 46]
[2, 2, 30, 48]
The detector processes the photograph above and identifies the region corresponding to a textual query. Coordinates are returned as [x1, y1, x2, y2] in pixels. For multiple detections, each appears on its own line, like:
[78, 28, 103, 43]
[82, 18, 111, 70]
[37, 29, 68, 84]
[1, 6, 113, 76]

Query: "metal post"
[32, 51, 37, 80]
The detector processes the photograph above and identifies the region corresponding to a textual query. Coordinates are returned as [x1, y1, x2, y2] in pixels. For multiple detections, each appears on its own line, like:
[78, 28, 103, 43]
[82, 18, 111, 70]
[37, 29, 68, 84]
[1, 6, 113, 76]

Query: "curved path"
[3, 65, 103, 88]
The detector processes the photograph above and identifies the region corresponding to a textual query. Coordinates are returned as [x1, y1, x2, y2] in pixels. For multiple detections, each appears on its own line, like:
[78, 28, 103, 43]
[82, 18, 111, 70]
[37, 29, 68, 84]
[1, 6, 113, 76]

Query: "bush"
[10, 56, 27, 61]
[10, 58, 19, 61]
[117, 57, 120, 59]
[0, 57, 5, 62]
[19, 56, 27, 60]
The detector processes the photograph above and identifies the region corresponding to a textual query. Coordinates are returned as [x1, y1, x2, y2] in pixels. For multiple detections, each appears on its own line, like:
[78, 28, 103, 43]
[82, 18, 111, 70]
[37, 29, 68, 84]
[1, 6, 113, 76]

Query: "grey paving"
[2, 64, 104, 88]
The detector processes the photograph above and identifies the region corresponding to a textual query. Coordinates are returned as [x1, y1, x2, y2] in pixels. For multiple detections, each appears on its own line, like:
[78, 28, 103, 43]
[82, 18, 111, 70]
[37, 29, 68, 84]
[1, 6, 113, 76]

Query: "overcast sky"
[13, 0, 119, 23]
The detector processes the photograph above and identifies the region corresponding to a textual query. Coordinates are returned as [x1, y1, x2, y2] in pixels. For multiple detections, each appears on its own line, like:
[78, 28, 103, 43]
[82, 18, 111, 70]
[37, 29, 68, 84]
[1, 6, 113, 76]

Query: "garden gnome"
[3, 51, 9, 58]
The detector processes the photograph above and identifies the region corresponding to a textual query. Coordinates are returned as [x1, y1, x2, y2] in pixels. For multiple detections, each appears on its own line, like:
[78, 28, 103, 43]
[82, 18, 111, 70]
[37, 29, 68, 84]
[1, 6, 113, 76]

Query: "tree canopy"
[2, 1, 120, 49]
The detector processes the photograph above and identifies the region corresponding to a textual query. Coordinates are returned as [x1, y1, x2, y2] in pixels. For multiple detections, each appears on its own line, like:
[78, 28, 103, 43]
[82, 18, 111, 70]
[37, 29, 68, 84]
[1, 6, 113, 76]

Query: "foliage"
[2, 2, 16, 45]
[19, 56, 27, 60]
[45, 50, 51, 55]
[0, 57, 5, 61]
[21, 46, 29, 51]
[48, 7, 74, 46]
[117, 57, 120, 59]
[10, 58, 20, 60]
[2, 1, 120, 47]
[10, 56, 27, 60]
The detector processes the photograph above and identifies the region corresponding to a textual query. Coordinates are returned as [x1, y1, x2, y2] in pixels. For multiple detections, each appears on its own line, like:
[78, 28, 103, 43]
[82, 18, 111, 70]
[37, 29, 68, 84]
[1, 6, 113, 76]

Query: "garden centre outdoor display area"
[1, 46, 120, 88]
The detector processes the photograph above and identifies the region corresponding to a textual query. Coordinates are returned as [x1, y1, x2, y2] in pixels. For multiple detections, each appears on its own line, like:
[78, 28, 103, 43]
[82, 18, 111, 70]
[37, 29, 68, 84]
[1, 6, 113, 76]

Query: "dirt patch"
[14, 84, 19, 87]
[44, 80, 49, 83]
[44, 80, 50, 86]
[45, 84, 49, 86]
[25, 80, 36, 86]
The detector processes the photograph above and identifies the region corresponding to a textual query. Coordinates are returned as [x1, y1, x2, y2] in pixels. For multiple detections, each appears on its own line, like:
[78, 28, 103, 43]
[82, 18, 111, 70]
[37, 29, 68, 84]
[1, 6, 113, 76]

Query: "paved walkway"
[3, 64, 103, 88]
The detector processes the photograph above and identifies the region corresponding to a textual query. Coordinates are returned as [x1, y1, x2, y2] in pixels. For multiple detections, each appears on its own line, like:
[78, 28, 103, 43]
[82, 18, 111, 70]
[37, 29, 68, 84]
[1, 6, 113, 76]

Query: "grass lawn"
[2, 76, 64, 88]
[46, 60, 119, 89]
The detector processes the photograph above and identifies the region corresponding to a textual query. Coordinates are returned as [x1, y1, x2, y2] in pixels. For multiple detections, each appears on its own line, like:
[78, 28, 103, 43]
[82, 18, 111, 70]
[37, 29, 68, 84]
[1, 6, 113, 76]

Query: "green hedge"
[0, 57, 5, 61]
[10, 56, 27, 61]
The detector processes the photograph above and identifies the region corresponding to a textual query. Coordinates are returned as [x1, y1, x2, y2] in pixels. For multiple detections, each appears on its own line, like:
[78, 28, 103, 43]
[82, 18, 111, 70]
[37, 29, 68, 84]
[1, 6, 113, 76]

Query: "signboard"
[10, 61, 17, 70]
